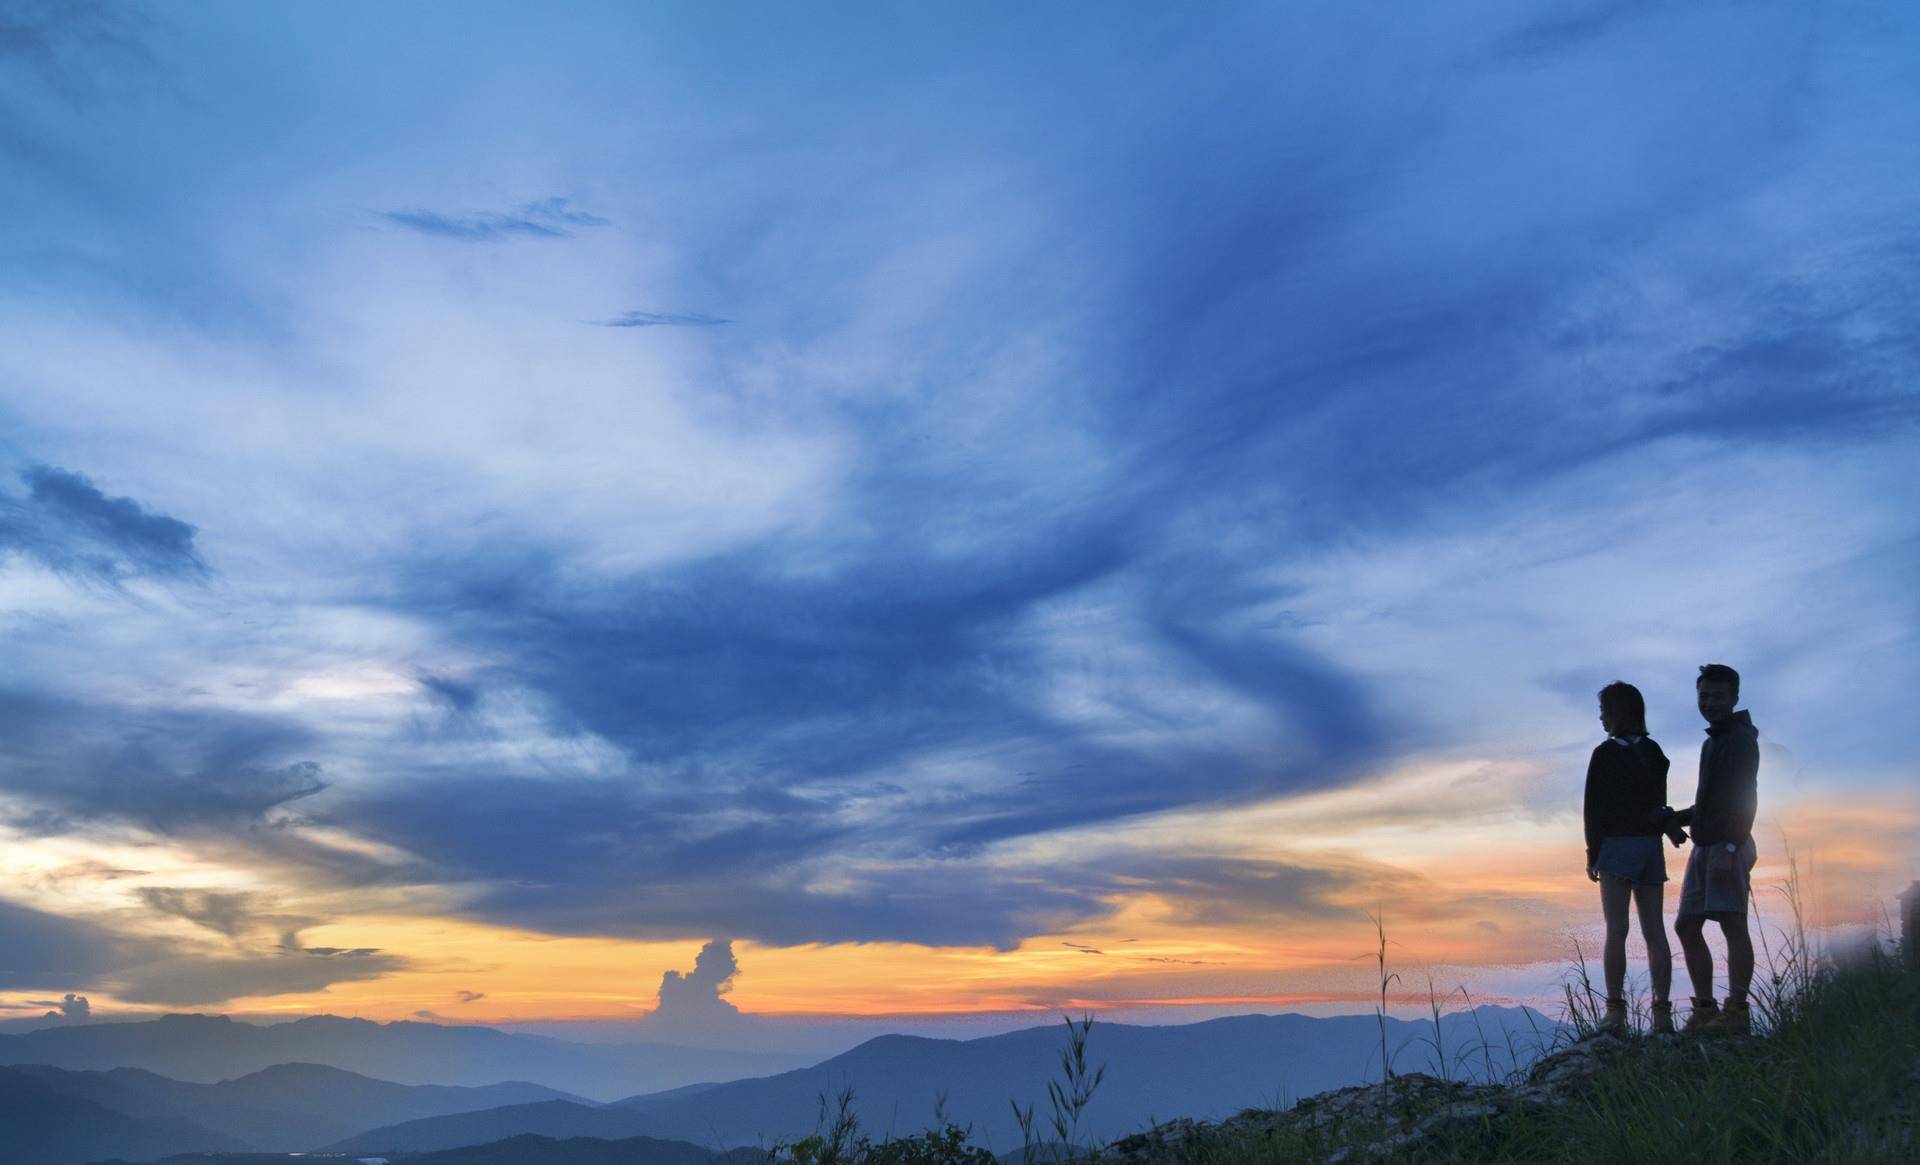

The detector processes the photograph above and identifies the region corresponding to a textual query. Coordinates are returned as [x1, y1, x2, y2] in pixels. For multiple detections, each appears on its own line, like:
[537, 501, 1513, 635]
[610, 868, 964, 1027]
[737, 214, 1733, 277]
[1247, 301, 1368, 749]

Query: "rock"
[1100, 1033, 1667, 1164]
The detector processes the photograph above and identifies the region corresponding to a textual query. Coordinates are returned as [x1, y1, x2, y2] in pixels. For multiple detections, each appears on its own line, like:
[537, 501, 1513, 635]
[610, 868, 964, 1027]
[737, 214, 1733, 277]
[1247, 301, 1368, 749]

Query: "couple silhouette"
[1582, 664, 1760, 1034]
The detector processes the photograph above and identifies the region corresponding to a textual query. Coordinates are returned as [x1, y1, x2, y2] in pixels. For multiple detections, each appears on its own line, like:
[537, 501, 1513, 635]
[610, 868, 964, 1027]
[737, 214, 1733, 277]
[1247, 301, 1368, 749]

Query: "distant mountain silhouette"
[598, 1008, 1559, 1150]
[9, 1059, 587, 1150]
[0, 1013, 809, 1100]
[324, 1097, 663, 1154]
[312, 1008, 1556, 1157]
[0, 1064, 249, 1165]
[400, 1132, 768, 1164]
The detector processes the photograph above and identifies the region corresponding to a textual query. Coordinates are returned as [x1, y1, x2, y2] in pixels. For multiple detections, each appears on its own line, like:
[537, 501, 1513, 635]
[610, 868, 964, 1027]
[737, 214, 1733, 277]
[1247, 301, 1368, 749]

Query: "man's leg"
[1719, 913, 1754, 1006]
[1675, 912, 1713, 1000]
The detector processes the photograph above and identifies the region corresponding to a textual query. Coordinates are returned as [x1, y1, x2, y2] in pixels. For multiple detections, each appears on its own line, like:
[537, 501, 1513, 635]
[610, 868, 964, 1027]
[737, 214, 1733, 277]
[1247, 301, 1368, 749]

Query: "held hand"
[1651, 806, 1689, 848]
[1587, 865, 1600, 883]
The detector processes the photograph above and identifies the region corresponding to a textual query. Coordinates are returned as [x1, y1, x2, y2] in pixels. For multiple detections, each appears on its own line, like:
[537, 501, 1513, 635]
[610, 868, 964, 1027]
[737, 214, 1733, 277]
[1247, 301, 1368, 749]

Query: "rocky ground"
[1099, 1031, 1755, 1164]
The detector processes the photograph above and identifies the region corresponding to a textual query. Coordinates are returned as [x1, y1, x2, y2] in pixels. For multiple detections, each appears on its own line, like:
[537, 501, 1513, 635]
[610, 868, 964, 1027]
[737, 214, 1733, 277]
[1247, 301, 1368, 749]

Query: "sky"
[1, 0, 1917, 1046]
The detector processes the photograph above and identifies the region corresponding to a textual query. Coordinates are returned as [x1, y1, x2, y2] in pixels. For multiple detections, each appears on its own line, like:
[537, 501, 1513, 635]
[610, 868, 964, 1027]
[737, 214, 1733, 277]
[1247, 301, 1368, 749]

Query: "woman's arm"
[1583, 748, 1602, 877]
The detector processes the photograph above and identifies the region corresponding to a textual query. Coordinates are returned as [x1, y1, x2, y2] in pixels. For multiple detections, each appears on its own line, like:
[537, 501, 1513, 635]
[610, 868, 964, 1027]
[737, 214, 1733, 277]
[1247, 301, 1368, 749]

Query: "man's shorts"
[1678, 837, 1758, 917]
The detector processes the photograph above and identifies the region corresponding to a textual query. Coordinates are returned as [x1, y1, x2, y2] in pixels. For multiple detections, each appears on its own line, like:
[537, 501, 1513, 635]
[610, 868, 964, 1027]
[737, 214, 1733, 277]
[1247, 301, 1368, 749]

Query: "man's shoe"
[1597, 998, 1628, 1035]
[1716, 1000, 1751, 1035]
[1681, 997, 1720, 1033]
[1649, 1000, 1675, 1035]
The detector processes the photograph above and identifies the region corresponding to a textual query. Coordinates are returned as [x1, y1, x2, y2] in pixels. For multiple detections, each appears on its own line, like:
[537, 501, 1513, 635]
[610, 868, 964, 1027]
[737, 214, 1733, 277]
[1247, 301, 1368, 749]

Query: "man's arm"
[1727, 732, 1760, 844]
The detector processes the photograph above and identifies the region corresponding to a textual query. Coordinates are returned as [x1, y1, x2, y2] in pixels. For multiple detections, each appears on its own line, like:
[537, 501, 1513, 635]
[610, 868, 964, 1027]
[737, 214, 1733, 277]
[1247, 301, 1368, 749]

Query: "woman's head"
[1598, 681, 1647, 738]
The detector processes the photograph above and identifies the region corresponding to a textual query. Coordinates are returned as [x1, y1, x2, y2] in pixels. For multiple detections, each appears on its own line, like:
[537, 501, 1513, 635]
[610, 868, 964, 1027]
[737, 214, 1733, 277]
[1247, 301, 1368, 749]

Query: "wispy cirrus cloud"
[590, 310, 731, 327]
[376, 196, 609, 241]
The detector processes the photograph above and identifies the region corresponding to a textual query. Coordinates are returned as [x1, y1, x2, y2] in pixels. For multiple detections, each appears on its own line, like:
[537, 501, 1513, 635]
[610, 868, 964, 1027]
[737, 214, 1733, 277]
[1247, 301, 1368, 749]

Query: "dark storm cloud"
[377, 197, 610, 241]
[0, 464, 207, 582]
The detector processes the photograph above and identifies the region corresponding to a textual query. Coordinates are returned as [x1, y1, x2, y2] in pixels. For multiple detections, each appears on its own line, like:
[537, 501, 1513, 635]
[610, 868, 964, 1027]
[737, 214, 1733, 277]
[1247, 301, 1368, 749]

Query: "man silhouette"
[1671, 663, 1760, 1033]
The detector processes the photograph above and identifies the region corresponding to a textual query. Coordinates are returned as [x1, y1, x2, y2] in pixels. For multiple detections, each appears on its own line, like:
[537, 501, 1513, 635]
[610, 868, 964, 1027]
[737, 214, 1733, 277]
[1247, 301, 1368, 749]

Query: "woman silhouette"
[1583, 681, 1677, 1034]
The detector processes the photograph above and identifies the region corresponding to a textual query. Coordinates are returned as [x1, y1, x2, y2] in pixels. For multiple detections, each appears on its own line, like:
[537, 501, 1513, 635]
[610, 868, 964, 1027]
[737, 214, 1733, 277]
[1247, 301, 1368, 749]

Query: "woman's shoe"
[1681, 997, 1721, 1033]
[1598, 998, 1628, 1034]
[1716, 999, 1751, 1035]
[1649, 999, 1675, 1034]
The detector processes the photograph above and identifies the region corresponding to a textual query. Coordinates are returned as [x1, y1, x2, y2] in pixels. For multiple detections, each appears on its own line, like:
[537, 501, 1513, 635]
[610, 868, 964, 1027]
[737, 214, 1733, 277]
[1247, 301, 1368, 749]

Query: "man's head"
[1696, 663, 1740, 724]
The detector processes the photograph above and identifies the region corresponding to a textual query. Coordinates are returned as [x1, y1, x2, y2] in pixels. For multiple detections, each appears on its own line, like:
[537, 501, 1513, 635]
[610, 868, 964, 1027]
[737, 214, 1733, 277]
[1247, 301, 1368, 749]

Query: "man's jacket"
[1675, 709, 1759, 847]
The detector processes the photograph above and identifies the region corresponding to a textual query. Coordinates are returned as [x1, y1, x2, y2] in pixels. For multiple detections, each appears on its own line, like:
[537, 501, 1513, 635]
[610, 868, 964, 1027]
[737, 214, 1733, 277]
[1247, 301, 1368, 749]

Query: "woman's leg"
[1631, 882, 1673, 1003]
[1600, 873, 1632, 1002]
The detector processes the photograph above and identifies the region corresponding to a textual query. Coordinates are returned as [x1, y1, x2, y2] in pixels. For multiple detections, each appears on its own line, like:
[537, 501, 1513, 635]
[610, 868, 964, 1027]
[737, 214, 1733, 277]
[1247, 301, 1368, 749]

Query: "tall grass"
[1369, 909, 1399, 1082]
[770, 1014, 1108, 1165]
[1192, 867, 1916, 1164]
[767, 870, 1914, 1165]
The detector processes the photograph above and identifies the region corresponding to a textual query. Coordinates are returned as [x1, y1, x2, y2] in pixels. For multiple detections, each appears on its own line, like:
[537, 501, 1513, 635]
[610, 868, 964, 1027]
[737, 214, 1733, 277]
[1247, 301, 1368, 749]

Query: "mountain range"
[329, 1007, 1558, 1155]
[1, 1005, 1560, 1163]
[8, 1059, 585, 1151]
[0, 1013, 808, 1100]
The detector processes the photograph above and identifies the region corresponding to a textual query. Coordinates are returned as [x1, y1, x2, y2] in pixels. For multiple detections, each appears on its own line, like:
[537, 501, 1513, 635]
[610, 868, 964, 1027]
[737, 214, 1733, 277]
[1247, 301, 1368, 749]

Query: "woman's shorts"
[1595, 835, 1667, 885]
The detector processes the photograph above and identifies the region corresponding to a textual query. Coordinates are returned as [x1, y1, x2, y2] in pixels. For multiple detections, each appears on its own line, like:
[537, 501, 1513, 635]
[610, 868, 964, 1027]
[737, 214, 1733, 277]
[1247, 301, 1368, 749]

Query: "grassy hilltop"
[757, 943, 1914, 1165]
[1107, 945, 1916, 1164]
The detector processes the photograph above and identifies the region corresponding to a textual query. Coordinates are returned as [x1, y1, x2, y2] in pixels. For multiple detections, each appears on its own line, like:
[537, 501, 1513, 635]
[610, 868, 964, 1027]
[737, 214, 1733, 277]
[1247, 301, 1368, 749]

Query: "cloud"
[1, 1, 1917, 989]
[417, 672, 480, 714]
[1, 887, 407, 1005]
[0, 690, 318, 832]
[1059, 940, 1218, 967]
[630, 940, 764, 1044]
[455, 989, 485, 1003]
[655, 939, 739, 1023]
[104, 948, 407, 1006]
[0, 464, 207, 583]
[22, 861, 151, 890]
[137, 887, 284, 940]
[590, 311, 732, 328]
[44, 992, 89, 1020]
[1106, 855, 1387, 929]
[0, 0, 154, 109]
[0, 897, 129, 989]
[377, 197, 610, 242]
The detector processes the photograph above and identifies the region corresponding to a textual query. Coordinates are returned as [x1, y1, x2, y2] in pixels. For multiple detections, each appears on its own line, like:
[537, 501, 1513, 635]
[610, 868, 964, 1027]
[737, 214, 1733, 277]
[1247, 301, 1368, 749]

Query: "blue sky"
[1, 0, 1916, 1019]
